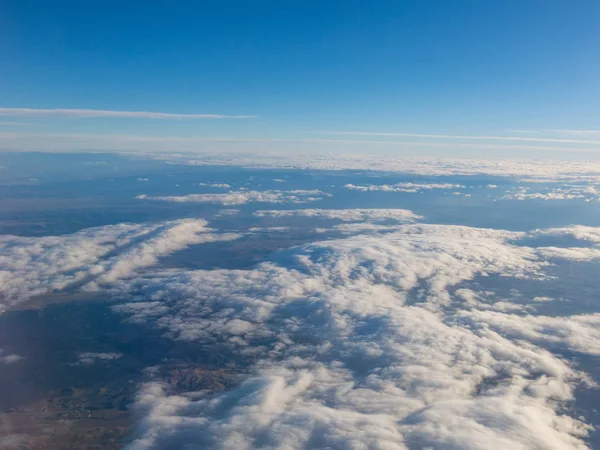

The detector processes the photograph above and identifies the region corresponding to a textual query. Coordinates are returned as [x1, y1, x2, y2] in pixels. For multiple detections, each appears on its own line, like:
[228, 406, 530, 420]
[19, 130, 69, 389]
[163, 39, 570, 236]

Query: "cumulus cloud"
[197, 182, 231, 188]
[0, 219, 240, 308]
[75, 352, 123, 365]
[458, 309, 600, 356]
[4, 214, 600, 448]
[345, 182, 465, 193]
[0, 349, 24, 365]
[109, 223, 600, 449]
[534, 225, 600, 245]
[533, 296, 555, 302]
[253, 208, 422, 222]
[501, 185, 600, 201]
[136, 190, 331, 206]
[526, 226, 600, 260]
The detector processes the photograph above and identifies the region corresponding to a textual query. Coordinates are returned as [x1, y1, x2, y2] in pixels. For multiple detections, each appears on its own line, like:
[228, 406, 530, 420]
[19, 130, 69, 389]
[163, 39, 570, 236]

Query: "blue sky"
[1, 0, 599, 157]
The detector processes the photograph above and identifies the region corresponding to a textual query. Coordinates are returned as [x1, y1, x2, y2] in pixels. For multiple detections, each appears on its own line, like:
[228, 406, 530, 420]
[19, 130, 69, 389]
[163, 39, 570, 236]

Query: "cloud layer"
[171, 155, 600, 182]
[104, 223, 600, 449]
[3, 211, 600, 448]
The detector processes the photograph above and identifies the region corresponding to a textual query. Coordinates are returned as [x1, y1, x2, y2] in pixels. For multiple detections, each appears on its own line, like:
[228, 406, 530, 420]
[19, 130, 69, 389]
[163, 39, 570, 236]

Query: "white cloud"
[0, 108, 254, 120]
[459, 309, 600, 356]
[533, 296, 554, 302]
[543, 130, 600, 136]
[253, 208, 422, 222]
[0, 349, 24, 365]
[345, 182, 465, 193]
[169, 155, 600, 182]
[509, 129, 600, 136]
[526, 226, 600, 261]
[248, 227, 292, 233]
[5, 131, 600, 155]
[0, 219, 240, 308]
[216, 209, 240, 216]
[501, 185, 600, 201]
[3, 216, 600, 448]
[110, 223, 600, 449]
[137, 190, 331, 206]
[76, 352, 123, 365]
[84, 220, 240, 288]
[506, 129, 541, 134]
[534, 225, 600, 244]
[197, 182, 231, 188]
[313, 130, 600, 145]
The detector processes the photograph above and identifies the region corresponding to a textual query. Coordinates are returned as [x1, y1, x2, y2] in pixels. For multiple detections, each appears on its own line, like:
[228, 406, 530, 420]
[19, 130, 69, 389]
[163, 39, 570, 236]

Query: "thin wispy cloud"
[507, 129, 600, 136]
[543, 129, 600, 135]
[312, 131, 600, 145]
[2, 131, 600, 154]
[505, 129, 541, 134]
[0, 108, 255, 120]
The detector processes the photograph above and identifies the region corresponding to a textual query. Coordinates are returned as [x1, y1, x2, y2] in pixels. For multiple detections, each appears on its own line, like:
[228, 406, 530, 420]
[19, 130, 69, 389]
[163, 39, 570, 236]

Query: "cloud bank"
[103, 223, 600, 449]
[170, 155, 600, 182]
[0, 219, 240, 308]
[3, 212, 600, 448]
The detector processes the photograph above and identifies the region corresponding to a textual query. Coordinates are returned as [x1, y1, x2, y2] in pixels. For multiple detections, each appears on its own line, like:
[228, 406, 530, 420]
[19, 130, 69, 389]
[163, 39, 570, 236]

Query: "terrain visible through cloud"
[3, 155, 600, 449]
[113, 222, 600, 449]
[3, 208, 600, 448]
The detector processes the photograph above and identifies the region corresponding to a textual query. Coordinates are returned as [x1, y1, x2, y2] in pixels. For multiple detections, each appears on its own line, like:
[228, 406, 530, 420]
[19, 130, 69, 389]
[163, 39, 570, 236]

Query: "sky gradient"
[1, 0, 599, 157]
